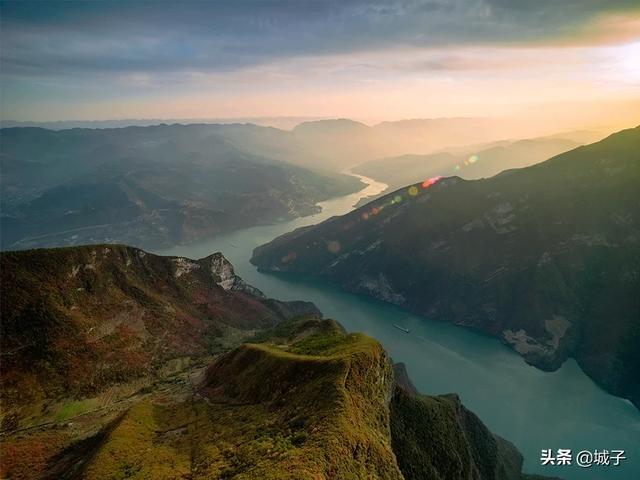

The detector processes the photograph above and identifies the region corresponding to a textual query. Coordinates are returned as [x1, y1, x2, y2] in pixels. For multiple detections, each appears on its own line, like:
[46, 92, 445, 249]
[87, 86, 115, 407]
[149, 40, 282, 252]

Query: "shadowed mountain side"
[251, 126, 640, 409]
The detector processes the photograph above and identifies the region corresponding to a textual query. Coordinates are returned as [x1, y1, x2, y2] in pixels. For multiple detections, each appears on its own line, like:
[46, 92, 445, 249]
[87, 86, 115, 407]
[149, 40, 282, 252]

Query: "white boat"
[393, 324, 410, 333]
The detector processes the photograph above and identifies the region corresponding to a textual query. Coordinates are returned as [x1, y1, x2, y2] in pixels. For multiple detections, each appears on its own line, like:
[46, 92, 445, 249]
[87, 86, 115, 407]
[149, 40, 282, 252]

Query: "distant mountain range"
[0, 117, 327, 131]
[251, 126, 640, 409]
[0, 125, 363, 250]
[2, 117, 612, 170]
[353, 136, 584, 189]
[3, 120, 609, 253]
[0, 245, 554, 479]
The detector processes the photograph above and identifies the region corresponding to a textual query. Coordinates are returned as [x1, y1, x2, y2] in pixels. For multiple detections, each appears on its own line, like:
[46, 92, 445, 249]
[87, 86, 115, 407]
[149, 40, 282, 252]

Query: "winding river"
[156, 174, 639, 479]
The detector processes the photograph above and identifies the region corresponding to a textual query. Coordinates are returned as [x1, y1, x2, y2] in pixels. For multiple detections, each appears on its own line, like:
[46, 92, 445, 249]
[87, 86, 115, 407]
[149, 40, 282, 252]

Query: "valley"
[5, 125, 640, 479]
[158, 156, 640, 480]
[0, 125, 364, 251]
[251, 127, 640, 413]
[3, 2, 640, 479]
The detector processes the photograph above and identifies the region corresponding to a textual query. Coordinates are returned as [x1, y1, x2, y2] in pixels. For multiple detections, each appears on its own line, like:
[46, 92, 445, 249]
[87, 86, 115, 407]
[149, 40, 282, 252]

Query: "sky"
[1, 0, 639, 128]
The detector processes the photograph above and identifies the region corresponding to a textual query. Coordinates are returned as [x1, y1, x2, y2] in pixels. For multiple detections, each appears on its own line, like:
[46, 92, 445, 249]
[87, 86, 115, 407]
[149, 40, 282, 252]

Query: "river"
[156, 173, 639, 479]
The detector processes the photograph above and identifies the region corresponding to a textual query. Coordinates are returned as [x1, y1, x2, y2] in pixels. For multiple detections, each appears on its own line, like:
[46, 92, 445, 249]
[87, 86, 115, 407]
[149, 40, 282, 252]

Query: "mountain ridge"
[0, 125, 364, 250]
[251, 126, 640, 408]
[0, 244, 320, 424]
[0, 246, 556, 479]
[353, 136, 583, 189]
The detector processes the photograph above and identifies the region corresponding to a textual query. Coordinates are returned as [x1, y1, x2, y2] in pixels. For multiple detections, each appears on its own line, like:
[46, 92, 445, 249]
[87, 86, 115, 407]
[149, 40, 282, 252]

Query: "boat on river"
[393, 324, 411, 333]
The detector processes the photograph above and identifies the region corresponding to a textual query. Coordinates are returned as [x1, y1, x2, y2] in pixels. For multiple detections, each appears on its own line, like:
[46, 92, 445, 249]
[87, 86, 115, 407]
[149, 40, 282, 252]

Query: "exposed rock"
[172, 256, 200, 277]
[208, 252, 266, 298]
[355, 273, 406, 306]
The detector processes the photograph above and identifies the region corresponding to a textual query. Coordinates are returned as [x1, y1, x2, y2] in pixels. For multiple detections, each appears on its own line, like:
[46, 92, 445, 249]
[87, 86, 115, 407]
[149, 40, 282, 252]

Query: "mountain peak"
[292, 118, 371, 134]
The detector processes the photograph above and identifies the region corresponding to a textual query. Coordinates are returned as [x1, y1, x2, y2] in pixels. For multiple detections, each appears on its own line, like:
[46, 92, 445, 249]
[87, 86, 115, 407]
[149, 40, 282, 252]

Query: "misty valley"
[2, 120, 639, 480]
[1, 2, 640, 480]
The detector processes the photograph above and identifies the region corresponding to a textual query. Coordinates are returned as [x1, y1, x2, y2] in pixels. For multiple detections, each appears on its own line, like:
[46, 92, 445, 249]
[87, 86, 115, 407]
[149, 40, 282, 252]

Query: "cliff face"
[390, 362, 526, 480]
[0, 245, 318, 424]
[251, 126, 640, 408]
[391, 388, 522, 480]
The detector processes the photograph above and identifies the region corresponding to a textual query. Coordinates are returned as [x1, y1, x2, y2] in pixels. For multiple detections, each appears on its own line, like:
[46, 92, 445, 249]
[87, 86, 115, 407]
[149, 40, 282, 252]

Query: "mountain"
[371, 117, 512, 154]
[0, 116, 325, 131]
[293, 118, 371, 136]
[0, 274, 553, 480]
[84, 318, 542, 480]
[354, 137, 582, 190]
[287, 118, 578, 171]
[391, 382, 527, 480]
[371, 118, 611, 156]
[0, 125, 363, 250]
[291, 118, 398, 169]
[0, 245, 320, 425]
[251, 126, 640, 408]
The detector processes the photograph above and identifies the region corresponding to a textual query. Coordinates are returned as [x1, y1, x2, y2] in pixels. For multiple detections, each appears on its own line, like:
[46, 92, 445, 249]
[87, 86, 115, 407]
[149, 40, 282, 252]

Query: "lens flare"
[408, 186, 419, 196]
[468, 154, 479, 164]
[421, 176, 442, 188]
[327, 240, 341, 253]
[281, 251, 297, 263]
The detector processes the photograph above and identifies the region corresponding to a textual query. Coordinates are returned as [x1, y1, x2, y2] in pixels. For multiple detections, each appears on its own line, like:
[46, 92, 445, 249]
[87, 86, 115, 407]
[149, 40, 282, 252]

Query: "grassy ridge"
[81, 319, 550, 479]
[85, 321, 402, 479]
[0, 245, 317, 426]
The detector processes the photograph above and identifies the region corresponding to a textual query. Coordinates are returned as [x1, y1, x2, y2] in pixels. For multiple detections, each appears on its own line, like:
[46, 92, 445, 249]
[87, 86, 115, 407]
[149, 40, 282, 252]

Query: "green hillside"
[0, 245, 554, 478]
[81, 318, 543, 480]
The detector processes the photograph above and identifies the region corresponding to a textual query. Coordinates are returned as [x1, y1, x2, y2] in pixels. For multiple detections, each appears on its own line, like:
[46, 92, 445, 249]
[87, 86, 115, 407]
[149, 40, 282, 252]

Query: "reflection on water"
[156, 174, 639, 480]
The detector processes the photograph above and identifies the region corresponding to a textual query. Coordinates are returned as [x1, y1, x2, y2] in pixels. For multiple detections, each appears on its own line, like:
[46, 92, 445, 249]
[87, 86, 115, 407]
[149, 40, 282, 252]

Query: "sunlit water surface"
[156, 173, 639, 479]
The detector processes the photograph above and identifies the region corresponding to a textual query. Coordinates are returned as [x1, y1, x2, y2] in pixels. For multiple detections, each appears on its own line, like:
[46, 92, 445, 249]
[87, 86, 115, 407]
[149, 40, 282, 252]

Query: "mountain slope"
[0, 249, 554, 479]
[291, 118, 397, 170]
[251, 126, 640, 408]
[0, 245, 319, 425]
[353, 137, 582, 190]
[0, 125, 363, 250]
[79, 319, 543, 480]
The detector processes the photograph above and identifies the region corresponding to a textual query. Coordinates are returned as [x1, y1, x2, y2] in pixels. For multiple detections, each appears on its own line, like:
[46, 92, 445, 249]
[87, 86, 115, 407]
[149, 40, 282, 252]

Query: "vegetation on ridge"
[1, 248, 556, 479]
[80, 318, 553, 479]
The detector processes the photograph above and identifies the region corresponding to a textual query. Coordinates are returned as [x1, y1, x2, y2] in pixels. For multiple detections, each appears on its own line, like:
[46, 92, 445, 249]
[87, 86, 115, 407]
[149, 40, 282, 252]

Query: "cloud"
[1, 0, 639, 79]
[1, 0, 639, 122]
